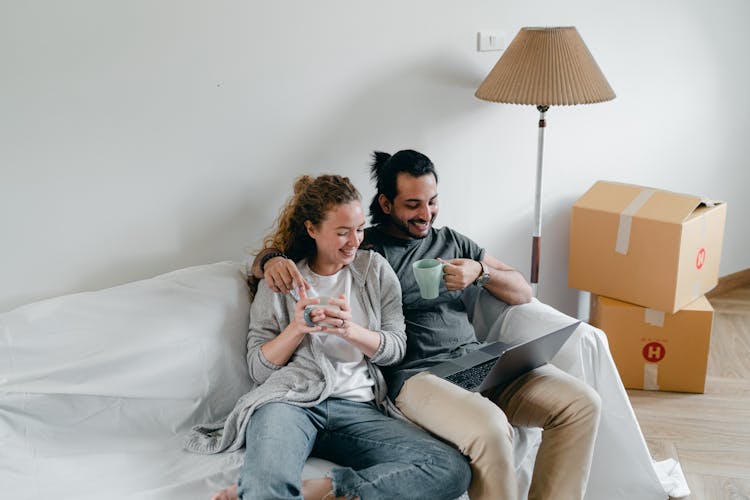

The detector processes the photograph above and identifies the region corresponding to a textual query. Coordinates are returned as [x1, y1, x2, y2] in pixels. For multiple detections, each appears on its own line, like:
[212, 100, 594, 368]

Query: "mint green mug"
[412, 259, 445, 299]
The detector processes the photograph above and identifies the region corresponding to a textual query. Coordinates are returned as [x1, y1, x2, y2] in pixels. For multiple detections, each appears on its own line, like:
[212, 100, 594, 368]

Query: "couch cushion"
[0, 261, 252, 427]
[0, 262, 257, 498]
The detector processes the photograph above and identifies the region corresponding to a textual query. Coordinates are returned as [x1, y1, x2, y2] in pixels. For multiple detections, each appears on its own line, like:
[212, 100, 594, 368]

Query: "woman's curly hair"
[248, 174, 360, 298]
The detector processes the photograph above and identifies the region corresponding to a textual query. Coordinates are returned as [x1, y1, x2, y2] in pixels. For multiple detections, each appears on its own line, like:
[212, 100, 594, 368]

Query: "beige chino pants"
[395, 364, 601, 500]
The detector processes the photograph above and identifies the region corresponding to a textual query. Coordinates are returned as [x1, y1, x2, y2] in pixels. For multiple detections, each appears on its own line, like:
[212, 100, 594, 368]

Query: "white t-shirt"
[299, 260, 375, 402]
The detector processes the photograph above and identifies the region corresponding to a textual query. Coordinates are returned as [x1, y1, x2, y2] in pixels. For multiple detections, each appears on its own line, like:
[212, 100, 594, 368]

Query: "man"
[254, 149, 601, 500]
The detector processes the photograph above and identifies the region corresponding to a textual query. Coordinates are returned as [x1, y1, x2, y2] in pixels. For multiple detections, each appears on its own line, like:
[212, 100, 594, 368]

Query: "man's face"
[379, 172, 438, 239]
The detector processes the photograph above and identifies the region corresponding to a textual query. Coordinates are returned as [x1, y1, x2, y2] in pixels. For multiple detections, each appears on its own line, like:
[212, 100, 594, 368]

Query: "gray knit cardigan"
[183, 250, 406, 454]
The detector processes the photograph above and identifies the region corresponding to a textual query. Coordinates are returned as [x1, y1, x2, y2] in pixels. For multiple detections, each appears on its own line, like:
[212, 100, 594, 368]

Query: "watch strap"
[474, 260, 490, 287]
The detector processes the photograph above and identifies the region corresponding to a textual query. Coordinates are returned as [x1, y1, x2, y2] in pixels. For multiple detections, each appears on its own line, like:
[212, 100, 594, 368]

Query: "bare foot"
[210, 483, 238, 500]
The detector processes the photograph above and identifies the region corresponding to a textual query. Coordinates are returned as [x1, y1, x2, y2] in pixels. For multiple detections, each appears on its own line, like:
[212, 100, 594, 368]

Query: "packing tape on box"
[643, 362, 660, 390]
[644, 309, 665, 327]
[643, 312, 664, 390]
[616, 188, 656, 255]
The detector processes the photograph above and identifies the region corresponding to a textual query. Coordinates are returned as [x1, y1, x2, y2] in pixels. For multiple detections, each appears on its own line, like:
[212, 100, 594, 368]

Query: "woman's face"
[306, 200, 365, 274]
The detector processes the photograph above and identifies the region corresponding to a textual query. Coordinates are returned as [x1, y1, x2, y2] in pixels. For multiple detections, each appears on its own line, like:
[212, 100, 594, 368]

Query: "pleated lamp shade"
[475, 27, 615, 106]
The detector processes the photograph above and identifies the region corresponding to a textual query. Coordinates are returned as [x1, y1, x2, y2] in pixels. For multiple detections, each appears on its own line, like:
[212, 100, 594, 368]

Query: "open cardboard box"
[569, 180, 727, 313]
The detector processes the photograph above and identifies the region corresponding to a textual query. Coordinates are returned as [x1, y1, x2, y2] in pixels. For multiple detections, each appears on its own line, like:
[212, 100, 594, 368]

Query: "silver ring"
[340, 318, 345, 328]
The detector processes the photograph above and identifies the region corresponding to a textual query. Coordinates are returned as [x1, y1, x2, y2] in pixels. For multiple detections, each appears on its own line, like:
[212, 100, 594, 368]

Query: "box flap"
[681, 295, 713, 313]
[597, 294, 713, 313]
[574, 181, 717, 224]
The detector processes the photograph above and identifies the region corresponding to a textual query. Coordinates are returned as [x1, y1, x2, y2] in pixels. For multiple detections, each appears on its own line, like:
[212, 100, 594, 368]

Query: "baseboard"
[707, 268, 750, 297]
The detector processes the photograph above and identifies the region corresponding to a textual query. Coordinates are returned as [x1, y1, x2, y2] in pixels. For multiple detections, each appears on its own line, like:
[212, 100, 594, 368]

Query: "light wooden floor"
[628, 284, 750, 500]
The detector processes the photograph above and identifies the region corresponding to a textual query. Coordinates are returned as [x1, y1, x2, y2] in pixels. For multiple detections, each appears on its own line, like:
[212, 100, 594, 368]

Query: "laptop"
[428, 321, 580, 392]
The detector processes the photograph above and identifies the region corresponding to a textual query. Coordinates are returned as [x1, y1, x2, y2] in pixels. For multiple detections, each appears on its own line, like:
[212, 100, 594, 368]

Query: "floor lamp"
[475, 27, 615, 295]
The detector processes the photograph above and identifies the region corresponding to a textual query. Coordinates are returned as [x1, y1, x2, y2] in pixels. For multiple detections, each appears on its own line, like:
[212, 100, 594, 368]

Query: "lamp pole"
[530, 104, 549, 296]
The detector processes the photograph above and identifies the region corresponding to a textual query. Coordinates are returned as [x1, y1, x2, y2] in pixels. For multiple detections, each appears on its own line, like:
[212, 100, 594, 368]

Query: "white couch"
[0, 261, 677, 499]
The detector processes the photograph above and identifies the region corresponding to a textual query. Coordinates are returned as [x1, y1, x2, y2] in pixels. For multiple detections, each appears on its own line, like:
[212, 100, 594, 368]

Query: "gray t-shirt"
[363, 225, 485, 399]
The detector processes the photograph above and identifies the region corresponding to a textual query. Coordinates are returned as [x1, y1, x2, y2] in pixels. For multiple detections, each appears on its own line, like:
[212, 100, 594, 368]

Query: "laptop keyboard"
[445, 358, 497, 390]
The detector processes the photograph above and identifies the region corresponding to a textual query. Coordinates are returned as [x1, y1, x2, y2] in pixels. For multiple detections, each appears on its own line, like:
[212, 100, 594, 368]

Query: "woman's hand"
[260, 286, 319, 366]
[316, 295, 355, 338]
[291, 286, 324, 335]
[314, 295, 381, 358]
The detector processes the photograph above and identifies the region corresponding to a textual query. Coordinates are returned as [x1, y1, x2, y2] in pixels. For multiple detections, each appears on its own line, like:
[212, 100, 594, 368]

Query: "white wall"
[2, 0, 749, 316]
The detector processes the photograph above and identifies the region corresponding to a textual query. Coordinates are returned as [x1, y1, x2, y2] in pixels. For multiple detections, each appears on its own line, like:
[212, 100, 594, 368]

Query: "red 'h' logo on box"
[696, 247, 706, 269]
[642, 342, 666, 363]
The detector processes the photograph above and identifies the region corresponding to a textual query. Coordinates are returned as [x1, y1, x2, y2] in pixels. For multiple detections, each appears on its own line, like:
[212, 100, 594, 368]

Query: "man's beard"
[389, 216, 433, 240]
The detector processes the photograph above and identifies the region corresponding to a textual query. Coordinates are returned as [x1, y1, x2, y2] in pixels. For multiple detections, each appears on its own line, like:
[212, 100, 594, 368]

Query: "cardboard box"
[590, 294, 713, 393]
[569, 181, 727, 313]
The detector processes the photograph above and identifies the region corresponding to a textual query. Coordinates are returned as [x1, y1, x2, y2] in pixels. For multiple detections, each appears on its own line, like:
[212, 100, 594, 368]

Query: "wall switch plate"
[477, 31, 505, 52]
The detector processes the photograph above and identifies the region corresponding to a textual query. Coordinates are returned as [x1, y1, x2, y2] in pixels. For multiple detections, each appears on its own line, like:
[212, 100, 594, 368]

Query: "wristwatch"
[474, 260, 490, 287]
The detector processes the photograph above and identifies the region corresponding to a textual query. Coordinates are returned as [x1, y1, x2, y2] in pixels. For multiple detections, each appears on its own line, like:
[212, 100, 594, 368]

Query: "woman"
[186, 175, 470, 500]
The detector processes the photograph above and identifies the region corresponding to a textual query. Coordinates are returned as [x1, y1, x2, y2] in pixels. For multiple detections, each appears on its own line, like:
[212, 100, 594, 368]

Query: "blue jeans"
[238, 398, 471, 500]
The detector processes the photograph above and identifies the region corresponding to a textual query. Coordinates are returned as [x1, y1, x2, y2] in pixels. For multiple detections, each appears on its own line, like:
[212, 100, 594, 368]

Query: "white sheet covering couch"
[0, 261, 676, 499]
